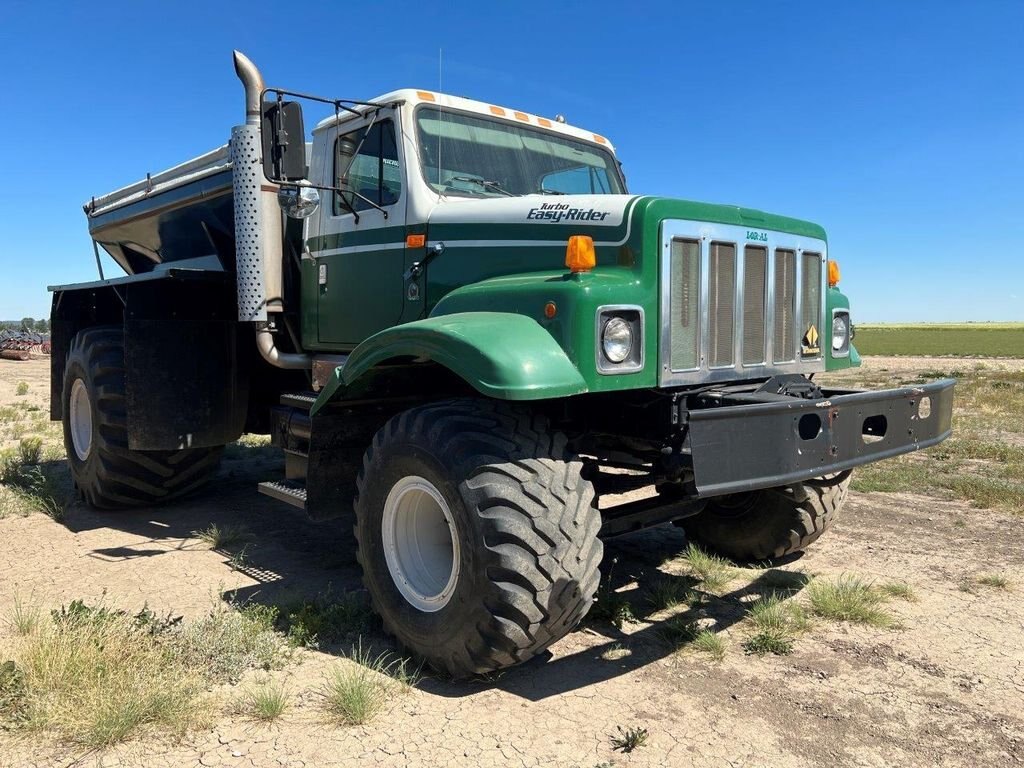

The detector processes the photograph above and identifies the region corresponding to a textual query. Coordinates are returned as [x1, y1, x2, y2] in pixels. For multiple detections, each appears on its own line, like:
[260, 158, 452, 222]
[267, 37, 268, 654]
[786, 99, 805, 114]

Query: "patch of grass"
[174, 602, 292, 683]
[227, 545, 252, 572]
[610, 725, 649, 753]
[807, 575, 894, 628]
[977, 573, 1010, 589]
[590, 558, 636, 629]
[17, 437, 42, 465]
[322, 643, 418, 725]
[0, 405, 20, 423]
[691, 630, 726, 661]
[193, 522, 252, 550]
[658, 616, 700, 649]
[833, 365, 1024, 514]
[238, 681, 289, 722]
[0, 454, 66, 521]
[748, 593, 810, 634]
[15, 382, 28, 396]
[0, 660, 27, 724]
[0, 597, 303, 746]
[743, 629, 794, 656]
[276, 591, 374, 649]
[11, 604, 207, 747]
[8, 596, 40, 636]
[741, 592, 808, 656]
[880, 582, 918, 601]
[684, 543, 735, 592]
[645, 577, 695, 612]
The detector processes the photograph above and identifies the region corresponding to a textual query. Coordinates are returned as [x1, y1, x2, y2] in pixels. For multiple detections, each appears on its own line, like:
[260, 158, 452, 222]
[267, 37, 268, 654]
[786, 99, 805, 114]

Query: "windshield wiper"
[447, 176, 515, 197]
[537, 188, 566, 195]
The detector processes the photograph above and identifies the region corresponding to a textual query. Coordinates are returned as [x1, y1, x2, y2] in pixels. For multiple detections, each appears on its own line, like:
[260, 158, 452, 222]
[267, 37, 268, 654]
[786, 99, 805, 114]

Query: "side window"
[333, 120, 402, 215]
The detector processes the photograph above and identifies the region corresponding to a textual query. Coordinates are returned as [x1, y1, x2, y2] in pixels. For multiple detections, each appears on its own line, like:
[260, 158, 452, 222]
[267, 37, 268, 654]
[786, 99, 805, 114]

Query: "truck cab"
[302, 89, 628, 348]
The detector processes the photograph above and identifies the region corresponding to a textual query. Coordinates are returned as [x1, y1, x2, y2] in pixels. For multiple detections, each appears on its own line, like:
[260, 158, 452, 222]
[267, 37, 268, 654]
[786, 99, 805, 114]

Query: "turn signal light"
[827, 259, 841, 287]
[566, 235, 596, 273]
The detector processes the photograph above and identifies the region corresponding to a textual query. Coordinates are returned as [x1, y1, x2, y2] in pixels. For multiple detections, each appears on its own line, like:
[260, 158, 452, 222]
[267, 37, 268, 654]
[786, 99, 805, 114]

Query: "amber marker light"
[406, 234, 426, 248]
[827, 259, 841, 287]
[544, 301, 557, 319]
[566, 235, 596, 273]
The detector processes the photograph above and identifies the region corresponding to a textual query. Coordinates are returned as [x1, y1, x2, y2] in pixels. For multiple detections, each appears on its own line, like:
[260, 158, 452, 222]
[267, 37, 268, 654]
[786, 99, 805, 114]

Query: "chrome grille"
[774, 249, 796, 362]
[708, 242, 735, 368]
[669, 239, 700, 370]
[660, 219, 826, 386]
[742, 246, 767, 365]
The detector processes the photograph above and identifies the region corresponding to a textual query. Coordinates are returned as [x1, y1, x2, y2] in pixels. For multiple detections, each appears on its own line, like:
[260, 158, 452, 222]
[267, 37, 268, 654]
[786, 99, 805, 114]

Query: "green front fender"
[311, 312, 589, 414]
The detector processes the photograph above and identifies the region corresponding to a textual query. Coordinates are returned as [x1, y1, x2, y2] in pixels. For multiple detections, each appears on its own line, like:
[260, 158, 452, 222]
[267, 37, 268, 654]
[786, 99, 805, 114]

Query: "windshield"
[416, 106, 626, 198]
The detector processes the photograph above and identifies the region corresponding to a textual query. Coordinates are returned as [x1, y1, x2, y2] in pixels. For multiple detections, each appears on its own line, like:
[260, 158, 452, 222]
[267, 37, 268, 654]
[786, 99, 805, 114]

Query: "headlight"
[602, 317, 633, 363]
[596, 307, 643, 373]
[832, 312, 850, 354]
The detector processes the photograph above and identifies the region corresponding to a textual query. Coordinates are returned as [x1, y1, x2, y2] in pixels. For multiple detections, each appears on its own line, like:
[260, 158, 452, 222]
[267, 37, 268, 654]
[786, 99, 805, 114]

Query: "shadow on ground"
[53, 441, 811, 702]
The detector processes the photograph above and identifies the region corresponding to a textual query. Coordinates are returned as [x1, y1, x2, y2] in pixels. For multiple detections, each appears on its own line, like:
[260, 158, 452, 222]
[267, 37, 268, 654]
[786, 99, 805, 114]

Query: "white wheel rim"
[381, 475, 460, 613]
[69, 378, 93, 461]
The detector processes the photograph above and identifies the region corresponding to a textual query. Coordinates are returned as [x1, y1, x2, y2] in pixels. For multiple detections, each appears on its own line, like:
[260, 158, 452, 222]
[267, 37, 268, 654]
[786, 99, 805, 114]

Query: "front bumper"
[685, 379, 955, 498]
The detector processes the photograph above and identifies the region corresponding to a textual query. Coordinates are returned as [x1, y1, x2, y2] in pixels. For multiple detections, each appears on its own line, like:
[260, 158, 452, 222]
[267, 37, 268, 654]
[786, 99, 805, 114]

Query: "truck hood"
[425, 194, 825, 244]
[426, 194, 639, 240]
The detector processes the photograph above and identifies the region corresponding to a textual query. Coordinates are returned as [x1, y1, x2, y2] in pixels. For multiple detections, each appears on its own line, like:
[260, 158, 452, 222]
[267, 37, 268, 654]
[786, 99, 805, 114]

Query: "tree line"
[0, 318, 50, 333]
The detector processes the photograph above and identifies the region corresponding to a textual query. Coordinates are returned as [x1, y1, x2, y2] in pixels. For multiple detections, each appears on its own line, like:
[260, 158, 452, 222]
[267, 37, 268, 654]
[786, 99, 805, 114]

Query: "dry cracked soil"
[0, 356, 1022, 768]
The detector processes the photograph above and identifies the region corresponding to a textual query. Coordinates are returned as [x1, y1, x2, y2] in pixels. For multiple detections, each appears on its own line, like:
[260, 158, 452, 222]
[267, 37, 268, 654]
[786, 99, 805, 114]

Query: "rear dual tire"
[62, 326, 223, 509]
[354, 399, 603, 678]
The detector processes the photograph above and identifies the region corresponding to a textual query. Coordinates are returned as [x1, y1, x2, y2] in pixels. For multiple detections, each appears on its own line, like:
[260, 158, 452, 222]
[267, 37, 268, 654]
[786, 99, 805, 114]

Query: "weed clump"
[743, 629, 795, 656]
[174, 602, 292, 683]
[807, 575, 894, 627]
[322, 642, 418, 725]
[17, 437, 42, 465]
[0, 597, 297, 746]
[684, 543, 735, 592]
[977, 573, 1010, 589]
[276, 591, 374, 648]
[193, 523, 252, 550]
[590, 559, 636, 629]
[15, 382, 28, 396]
[691, 630, 726, 661]
[611, 725, 649, 752]
[238, 681, 289, 722]
[0, 453, 65, 520]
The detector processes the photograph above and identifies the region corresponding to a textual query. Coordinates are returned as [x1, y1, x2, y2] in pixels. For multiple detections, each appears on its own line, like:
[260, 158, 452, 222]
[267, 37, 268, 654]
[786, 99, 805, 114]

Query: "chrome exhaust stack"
[231, 50, 311, 370]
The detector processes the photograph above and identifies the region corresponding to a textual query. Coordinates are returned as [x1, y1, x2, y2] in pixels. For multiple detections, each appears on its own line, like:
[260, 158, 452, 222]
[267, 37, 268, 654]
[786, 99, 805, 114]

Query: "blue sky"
[0, 1, 1020, 322]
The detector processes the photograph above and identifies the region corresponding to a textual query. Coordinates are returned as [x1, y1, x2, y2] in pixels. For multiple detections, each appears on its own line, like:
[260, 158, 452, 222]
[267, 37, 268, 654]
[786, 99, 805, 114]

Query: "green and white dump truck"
[50, 52, 954, 676]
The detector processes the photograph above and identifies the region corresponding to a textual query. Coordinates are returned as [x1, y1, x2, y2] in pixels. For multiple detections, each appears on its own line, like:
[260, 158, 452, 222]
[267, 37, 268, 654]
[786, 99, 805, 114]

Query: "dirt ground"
[1, 356, 1022, 768]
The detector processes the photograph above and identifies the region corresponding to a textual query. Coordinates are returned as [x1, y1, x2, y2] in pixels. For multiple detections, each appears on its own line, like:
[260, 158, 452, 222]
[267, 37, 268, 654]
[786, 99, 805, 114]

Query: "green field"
[854, 323, 1024, 357]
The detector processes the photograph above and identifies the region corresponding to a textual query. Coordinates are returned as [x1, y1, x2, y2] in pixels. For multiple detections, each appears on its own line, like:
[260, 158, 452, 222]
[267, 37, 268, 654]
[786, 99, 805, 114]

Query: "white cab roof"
[312, 88, 616, 153]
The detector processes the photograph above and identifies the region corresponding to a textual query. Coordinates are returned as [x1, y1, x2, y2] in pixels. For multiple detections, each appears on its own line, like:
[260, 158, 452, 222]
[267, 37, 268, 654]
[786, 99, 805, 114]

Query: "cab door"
[313, 112, 408, 347]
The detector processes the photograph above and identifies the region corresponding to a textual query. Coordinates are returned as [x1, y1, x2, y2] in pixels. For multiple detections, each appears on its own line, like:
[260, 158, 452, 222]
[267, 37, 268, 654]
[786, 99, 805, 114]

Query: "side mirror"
[277, 182, 320, 220]
[261, 100, 306, 182]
